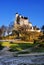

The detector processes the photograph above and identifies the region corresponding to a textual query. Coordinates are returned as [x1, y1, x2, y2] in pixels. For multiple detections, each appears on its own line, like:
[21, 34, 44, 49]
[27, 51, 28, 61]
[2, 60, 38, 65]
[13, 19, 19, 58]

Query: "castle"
[14, 13, 40, 32]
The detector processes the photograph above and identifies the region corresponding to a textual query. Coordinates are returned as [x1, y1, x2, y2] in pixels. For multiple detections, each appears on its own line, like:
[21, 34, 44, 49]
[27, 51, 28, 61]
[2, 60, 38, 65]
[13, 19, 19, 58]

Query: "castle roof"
[21, 16, 28, 19]
[23, 17, 28, 19]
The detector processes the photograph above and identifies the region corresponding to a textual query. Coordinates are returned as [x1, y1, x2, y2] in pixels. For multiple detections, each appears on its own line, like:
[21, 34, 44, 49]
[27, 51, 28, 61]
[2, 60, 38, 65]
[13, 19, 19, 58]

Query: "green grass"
[9, 42, 44, 53]
[0, 41, 44, 54]
[2, 42, 10, 47]
[32, 43, 44, 52]
[32, 47, 44, 52]
[9, 43, 33, 52]
[0, 41, 33, 52]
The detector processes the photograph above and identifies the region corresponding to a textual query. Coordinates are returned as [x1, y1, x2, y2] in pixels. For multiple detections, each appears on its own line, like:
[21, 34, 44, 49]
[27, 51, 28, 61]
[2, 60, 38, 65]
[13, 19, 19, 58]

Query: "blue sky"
[0, 0, 44, 28]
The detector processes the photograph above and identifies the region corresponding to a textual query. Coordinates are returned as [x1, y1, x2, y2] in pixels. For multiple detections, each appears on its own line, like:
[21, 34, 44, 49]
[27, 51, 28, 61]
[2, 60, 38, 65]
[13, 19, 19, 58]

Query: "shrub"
[0, 42, 4, 50]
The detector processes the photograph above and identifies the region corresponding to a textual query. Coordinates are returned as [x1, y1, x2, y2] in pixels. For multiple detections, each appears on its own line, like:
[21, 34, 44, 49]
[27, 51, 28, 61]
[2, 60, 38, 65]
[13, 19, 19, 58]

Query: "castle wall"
[14, 13, 41, 32]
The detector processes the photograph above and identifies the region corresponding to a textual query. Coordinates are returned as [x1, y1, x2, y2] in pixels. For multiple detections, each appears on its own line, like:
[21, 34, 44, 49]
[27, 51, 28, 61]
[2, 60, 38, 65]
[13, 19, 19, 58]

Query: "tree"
[12, 30, 19, 38]
[1, 25, 6, 36]
[17, 25, 30, 41]
[41, 25, 44, 34]
[7, 21, 14, 36]
[9, 21, 14, 31]
[38, 25, 44, 42]
[7, 27, 10, 36]
[0, 28, 2, 39]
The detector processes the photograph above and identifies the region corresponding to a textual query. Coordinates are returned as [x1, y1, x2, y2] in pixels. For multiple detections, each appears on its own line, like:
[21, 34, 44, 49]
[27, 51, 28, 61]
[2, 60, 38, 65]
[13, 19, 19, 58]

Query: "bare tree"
[7, 21, 14, 36]
[1, 25, 6, 36]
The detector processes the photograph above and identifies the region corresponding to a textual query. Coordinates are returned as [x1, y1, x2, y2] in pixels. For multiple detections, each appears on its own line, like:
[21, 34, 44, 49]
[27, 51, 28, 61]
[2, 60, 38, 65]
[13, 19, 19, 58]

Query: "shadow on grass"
[18, 43, 33, 49]
[31, 42, 44, 52]
[9, 42, 33, 52]
[0, 42, 4, 50]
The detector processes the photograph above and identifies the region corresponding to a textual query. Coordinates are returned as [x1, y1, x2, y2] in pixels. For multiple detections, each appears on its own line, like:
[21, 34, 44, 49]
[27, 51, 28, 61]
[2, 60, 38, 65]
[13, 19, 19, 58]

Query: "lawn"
[0, 41, 33, 52]
[0, 41, 44, 54]
[0, 41, 33, 47]
[2, 42, 10, 47]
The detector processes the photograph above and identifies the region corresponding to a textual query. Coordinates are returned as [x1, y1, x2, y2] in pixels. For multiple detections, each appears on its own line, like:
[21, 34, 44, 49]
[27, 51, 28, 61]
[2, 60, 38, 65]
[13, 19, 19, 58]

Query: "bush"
[0, 42, 4, 50]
